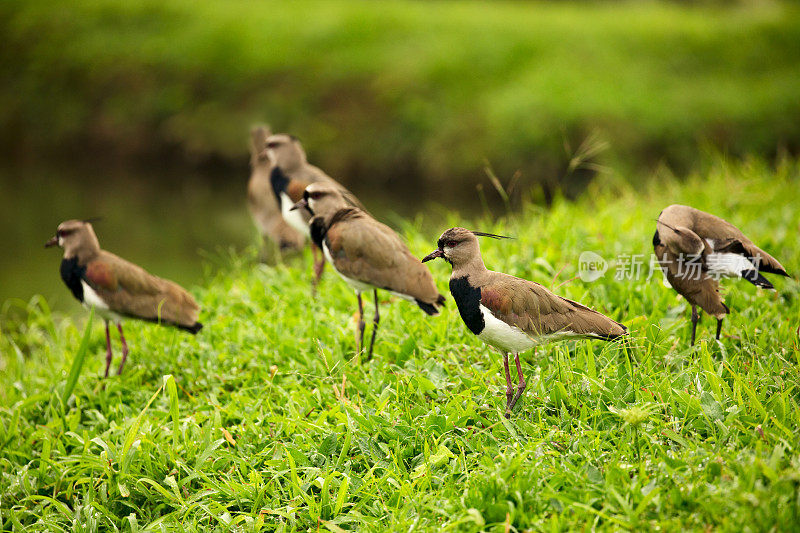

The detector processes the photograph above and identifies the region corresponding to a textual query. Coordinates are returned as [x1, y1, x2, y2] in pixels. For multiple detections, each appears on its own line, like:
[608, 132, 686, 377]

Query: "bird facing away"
[247, 125, 304, 252]
[423, 227, 627, 416]
[291, 183, 445, 360]
[264, 133, 366, 289]
[653, 204, 789, 345]
[46, 220, 202, 377]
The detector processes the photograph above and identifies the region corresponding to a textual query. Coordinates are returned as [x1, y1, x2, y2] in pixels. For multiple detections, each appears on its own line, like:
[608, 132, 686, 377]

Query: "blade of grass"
[164, 374, 180, 448]
[121, 380, 164, 473]
[61, 308, 94, 413]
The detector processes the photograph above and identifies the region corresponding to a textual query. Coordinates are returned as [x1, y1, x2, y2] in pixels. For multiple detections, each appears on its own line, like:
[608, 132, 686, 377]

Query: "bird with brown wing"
[264, 134, 366, 290]
[247, 125, 304, 252]
[423, 228, 627, 416]
[46, 220, 202, 377]
[653, 204, 789, 344]
[291, 183, 445, 360]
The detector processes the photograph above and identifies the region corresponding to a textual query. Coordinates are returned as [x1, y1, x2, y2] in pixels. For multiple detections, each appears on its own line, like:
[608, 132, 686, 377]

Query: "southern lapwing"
[422, 227, 627, 416]
[45, 220, 202, 377]
[653, 204, 789, 345]
[291, 183, 445, 359]
[264, 133, 366, 288]
[247, 126, 304, 252]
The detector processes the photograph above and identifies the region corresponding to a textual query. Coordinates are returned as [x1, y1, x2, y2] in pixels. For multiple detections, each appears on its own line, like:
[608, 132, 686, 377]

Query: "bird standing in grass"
[292, 183, 445, 359]
[265, 133, 366, 289]
[653, 204, 789, 345]
[46, 220, 202, 377]
[423, 227, 627, 416]
[247, 126, 304, 252]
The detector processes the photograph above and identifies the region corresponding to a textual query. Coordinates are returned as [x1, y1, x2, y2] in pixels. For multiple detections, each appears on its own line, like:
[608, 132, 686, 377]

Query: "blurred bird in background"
[247, 125, 304, 253]
[653, 204, 789, 345]
[46, 219, 203, 377]
[266, 133, 367, 290]
[292, 183, 445, 359]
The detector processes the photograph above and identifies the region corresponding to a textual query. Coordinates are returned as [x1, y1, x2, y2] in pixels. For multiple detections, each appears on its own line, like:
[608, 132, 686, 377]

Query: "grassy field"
[3, 0, 800, 196]
[1, 157, 798, 530]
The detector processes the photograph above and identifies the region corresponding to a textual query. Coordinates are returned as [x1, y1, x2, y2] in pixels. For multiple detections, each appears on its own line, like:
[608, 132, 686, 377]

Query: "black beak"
[45, 235, 58, 248]
[290, 198, 308, 212]
[422, 249, 444, 263]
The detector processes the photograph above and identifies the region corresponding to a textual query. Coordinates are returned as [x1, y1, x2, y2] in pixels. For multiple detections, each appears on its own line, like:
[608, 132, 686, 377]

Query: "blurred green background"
[2, 0, 799, 313]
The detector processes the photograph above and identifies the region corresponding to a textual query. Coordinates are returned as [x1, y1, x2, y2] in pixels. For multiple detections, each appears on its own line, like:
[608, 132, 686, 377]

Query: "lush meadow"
[1, 158, 798, 530]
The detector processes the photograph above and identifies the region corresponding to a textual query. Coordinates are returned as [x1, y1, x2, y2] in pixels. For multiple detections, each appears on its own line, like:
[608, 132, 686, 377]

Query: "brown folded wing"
[653, 241, 729, 318]
[708, 237, 787, 276]
[660, 204, 787, 275]
[325, 213, 442, 304]
[478, 273, 627, 339]
[84, 251, 201, 327]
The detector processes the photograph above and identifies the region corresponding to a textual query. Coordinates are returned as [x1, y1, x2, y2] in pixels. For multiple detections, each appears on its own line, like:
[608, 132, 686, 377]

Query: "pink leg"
[365, 290, 380, 361]
[116, 323, 129, 375]
[312, 244, 326, 292]
[103, 321, 113, 378]
[503, 353, 514, 416]
[356, 293, 366, 354]
[508, 352, 528, 411]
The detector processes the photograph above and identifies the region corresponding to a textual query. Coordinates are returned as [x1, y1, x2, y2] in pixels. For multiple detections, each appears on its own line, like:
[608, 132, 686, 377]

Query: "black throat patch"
[60, 257, 86, 303]
[269, 166, 290, 205]
[652, 229, 661, 248]
[309, 216, 328, 248]
[449, 276, 484, 335]
[310, 208, 362, 250]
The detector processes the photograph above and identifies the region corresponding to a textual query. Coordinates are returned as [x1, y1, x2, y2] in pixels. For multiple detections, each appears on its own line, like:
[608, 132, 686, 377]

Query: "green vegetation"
[3, 0, 800, 196]
[2, 158, 798, 530]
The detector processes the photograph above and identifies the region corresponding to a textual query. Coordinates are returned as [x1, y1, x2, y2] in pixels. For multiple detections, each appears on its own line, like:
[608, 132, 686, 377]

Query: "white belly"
[476, 305, 580, 353]
[81, 281, 123, 322]
[280, 192, 310, 237]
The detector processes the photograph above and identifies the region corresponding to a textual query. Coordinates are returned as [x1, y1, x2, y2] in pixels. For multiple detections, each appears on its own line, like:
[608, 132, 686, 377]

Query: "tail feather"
[591, 331, 627, 342]
[416, 294, 446, 316]
[178, 322, 203, 334]
[590, 321, 628, 341]
[741, 270, 774, 289]
[758, 264, 789, 277]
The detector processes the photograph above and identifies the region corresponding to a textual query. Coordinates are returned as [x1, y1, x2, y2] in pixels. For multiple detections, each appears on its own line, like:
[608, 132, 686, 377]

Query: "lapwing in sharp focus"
[423, 227, 627, 417]
[264, 133, 366, 289]
[291, 183, 445, 360]
[46, 220, 202, 377]
[247, 125, 304, 252]
[653, 204, 789, 345]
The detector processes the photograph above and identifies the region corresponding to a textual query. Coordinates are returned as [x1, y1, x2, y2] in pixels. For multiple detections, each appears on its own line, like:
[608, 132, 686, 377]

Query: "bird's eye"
[310, 192, 324, 200]
[266, 141, 280, 148]
[446, 240, 457, 248]
[57, 229, 69, 237]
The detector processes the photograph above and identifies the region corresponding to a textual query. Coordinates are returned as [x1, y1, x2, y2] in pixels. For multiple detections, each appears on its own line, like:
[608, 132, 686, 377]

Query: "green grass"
[1, 157, 799, 530]
[2, 0, 800, 195]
